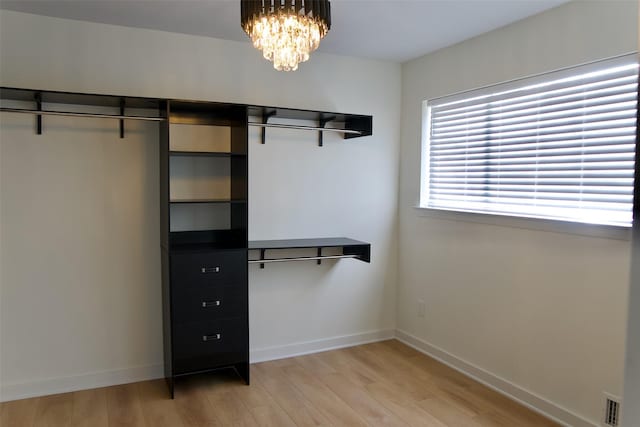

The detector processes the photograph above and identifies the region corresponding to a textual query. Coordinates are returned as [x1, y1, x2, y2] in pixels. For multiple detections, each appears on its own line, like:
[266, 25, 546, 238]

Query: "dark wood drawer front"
[171, 250, 246, 287]
[172, 285, 246, 323]
[173, 318, 247, 374]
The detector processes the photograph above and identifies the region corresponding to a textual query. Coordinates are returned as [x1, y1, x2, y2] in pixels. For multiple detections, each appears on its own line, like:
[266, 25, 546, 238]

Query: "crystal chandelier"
[241, 0, 331, 72]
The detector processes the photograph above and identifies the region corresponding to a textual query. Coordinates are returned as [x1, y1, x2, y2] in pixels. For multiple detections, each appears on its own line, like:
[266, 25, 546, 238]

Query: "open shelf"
[1, 86, 372, 147]
[248, 237, 371, 268]
[169, 198, 247, 204]
[247, 105, 372, 146]
[169, 151, 246, 158]
[169, 229, 247, 251]
[0, 86, 162, 109]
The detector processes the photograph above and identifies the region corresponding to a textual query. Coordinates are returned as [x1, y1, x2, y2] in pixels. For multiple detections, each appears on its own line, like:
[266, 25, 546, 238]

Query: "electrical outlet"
[417, 299, 425, 317]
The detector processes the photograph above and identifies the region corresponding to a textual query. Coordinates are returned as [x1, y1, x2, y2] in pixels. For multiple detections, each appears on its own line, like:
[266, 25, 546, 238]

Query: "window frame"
[418, 53, 638, 236]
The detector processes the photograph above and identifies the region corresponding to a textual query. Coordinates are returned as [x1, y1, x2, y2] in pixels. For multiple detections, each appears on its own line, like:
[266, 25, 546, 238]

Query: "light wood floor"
[0, 340, 559, 427]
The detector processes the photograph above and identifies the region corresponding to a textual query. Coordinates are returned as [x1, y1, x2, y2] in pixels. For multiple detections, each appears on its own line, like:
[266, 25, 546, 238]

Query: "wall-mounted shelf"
[249, 237, 371, 268]
[1, 87, 373, 147]
[248, 106, 372, 147]
[169, 198, 247, 204]
[169, 151, 246, 158]
[0, 87, 165, 137]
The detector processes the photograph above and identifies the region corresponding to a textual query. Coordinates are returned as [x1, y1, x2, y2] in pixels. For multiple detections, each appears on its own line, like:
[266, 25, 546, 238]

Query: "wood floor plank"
[136, 380, 184, 427]
[359, 342, 435, 383]
[365, 382, 448, 427]
[33, 393, 73, 427]
[105, 383, 145, 427]
[418, 396, 486, 427]
[247, 402, 297, 427]
[70, 388, 108, 427]
[345, 344, 438, 400]
[313, 348, 384, 387]
[290, 353, 338, 377]
[281, 364, 368, 427]
[203, 390, 258, 427]
[228, 373, 297, 427]
[252, 362, 332, 427]
[197, 372, 259, 427]
[173, 377, 223, 427]
[318, 372, 409, 426]
[1, 397, 39, 427]
[402, 351, 476, 389]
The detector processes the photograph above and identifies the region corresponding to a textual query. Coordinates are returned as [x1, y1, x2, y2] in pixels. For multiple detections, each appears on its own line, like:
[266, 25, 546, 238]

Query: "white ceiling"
[0, 0, 570, 63]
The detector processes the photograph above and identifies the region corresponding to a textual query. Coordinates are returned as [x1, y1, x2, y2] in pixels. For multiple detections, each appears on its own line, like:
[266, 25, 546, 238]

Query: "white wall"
[0, 10, 401, 400]
[398, 1, 636, 426]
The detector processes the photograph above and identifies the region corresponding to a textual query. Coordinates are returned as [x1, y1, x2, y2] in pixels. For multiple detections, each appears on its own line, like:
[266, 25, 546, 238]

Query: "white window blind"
[421, 55, 638, 227]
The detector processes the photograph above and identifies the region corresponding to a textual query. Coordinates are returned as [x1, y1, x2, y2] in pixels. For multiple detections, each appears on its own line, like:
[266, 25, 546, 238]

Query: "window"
[420, 55, 638, 227]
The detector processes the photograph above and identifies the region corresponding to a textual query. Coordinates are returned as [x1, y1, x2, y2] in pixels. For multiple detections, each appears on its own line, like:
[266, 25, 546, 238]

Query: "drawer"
[172, 284, 246, 323]
[170, 249, 246, 287]
[173, 318, 247, 374]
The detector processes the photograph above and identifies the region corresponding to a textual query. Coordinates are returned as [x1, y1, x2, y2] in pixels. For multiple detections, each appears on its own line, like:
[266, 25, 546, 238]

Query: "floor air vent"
[603, 394, 621, 426]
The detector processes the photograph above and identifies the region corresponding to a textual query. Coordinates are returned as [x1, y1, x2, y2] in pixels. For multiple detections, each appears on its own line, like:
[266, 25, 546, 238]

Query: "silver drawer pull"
[202, 334, 221, 342]
[202, 300, 221, 308]
[201, 267, 220, 273]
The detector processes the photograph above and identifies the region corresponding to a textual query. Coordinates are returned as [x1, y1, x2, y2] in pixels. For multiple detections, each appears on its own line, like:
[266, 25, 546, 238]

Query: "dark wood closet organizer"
[0, 87, 373, 398]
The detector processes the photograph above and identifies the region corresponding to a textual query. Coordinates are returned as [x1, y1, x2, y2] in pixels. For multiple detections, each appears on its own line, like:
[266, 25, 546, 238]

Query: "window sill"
[413, 206, 631, 241]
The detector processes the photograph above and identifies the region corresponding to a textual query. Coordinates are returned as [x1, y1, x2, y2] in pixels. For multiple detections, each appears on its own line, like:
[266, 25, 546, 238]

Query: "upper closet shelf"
[0, 87, 373, 146]
[0, 87, 166, 138]
[247, 106, 372, 147]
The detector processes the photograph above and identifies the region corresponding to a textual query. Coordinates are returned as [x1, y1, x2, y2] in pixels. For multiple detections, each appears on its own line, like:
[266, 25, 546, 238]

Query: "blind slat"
[430, 134, 635, 154]
[431, 100, 636, 138]
[432, 89, 636, 130]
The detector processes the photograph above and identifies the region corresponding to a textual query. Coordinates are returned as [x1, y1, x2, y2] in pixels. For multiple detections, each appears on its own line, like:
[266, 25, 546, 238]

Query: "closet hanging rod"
[248, 122, 362, 135]
[248, 254, 359, 264]
[0, 107, 166, 121]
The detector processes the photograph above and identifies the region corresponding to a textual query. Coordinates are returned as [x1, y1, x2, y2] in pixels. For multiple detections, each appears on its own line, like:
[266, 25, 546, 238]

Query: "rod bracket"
[261, 110, 276, 144]
[119, 98, 125, 138]
[34, 92, 42, 135]
[260, 249, 265, 269]
[318, 116, 336, 147]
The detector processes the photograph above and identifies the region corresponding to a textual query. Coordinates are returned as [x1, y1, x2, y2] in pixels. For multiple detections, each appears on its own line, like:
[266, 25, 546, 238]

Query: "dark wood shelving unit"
[161, 100, 249, 398]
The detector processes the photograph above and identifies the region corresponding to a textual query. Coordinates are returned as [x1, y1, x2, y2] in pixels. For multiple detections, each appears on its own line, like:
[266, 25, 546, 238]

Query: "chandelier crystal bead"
[241, 0, 331, 71]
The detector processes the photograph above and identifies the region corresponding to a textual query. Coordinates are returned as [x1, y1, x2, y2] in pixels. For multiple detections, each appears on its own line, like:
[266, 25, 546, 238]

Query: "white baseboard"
[250, 329, 396, 363]
[0, 364, 164, 403]
[0, 329, 395, 403]
[395, 329, 597, 427]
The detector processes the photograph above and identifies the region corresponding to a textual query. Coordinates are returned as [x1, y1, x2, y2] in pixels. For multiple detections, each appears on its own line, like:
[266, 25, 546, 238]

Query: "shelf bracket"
[34, 92, 42, 135]
[119, 98, 125, 138]
[261, 110, 276, 144]
[318, 116, 335, 147]
[317, 248, 322, 265]
[260, 249, 266, 269]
